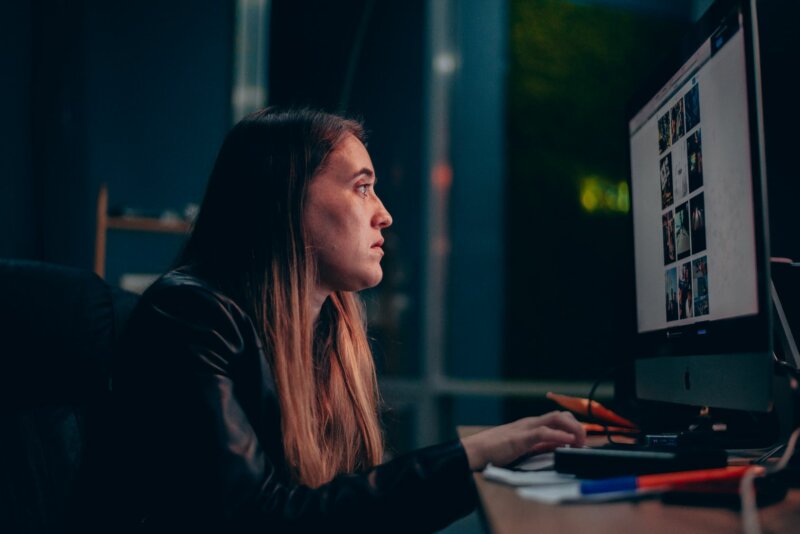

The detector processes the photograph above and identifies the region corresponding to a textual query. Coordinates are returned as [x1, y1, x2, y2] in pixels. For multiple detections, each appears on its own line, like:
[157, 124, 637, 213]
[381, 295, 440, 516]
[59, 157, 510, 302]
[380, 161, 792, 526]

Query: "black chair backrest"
[0, 260, 139, 533]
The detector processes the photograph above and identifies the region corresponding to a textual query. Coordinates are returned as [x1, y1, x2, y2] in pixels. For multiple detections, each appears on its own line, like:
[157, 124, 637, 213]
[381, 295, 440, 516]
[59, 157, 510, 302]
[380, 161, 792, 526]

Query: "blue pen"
[579, 466, 754, 495]
[580, 476, 638, 495]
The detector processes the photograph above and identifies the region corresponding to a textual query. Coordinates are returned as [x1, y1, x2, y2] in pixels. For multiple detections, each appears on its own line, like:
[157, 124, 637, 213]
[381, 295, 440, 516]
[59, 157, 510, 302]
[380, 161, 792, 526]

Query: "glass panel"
[505, 0, 688, 380]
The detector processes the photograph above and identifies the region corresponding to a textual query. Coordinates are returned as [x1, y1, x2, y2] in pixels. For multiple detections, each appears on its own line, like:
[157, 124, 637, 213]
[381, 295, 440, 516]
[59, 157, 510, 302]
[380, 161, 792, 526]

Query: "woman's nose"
[373, 198, 392, 229]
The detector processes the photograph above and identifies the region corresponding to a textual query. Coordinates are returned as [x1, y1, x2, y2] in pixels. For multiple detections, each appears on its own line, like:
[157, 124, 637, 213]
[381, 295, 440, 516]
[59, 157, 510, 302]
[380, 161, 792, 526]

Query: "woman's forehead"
[324, 134, 373, 177]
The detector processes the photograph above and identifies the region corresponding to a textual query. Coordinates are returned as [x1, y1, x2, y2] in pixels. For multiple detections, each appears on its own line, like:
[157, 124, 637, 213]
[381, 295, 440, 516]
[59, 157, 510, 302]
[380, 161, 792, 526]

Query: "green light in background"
[579, 176, 630, 214]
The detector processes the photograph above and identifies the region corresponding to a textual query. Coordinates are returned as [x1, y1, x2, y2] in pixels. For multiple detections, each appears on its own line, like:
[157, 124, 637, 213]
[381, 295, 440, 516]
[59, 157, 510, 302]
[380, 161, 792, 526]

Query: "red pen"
[580, 466, 763, 495]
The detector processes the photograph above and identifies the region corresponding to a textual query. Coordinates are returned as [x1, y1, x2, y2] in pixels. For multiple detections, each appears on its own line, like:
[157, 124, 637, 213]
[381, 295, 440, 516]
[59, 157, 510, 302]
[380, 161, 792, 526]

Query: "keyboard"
[553, 443, 728, 479]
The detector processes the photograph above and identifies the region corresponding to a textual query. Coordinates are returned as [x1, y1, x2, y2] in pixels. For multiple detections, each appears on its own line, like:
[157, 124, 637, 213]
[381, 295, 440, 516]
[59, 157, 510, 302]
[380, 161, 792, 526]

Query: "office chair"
[0, 259, 138, 533]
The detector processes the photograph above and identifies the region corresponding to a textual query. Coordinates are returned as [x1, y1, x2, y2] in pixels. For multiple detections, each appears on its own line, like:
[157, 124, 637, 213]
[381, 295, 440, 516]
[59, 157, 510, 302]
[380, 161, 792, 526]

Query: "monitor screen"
[629, 8, 758, 334]
[626, 0, 773, 412]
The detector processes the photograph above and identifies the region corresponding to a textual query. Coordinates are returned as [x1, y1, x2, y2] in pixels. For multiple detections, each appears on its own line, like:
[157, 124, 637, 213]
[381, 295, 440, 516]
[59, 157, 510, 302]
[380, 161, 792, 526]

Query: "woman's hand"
[460, 411, 586, 471]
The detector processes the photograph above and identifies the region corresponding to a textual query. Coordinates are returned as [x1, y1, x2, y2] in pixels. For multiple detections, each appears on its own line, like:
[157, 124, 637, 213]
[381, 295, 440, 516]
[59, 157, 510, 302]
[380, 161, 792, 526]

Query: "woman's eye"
[357, 184, 371, 197]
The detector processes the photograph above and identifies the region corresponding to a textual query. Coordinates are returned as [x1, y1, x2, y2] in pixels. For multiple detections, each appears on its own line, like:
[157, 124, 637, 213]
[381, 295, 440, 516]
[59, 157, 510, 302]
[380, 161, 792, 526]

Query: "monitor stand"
[644, 358, 796, 446]
[644, 403, 780, 450]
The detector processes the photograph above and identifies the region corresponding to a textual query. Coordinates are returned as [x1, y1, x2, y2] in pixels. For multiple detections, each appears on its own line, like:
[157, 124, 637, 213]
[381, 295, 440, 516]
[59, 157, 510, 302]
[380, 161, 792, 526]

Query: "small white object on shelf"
[119, 273, 160, 295]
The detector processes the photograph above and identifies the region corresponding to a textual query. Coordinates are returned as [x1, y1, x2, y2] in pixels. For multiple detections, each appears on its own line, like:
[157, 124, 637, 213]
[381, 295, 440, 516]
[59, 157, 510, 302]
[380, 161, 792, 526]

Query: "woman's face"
[304, 134, 392, 294]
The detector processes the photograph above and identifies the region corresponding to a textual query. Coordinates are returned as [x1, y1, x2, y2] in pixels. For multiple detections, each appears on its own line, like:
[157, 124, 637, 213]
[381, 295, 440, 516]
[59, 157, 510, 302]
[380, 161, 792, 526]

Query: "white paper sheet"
[483, 465, 576, 487]
[516, 485, 664, 505]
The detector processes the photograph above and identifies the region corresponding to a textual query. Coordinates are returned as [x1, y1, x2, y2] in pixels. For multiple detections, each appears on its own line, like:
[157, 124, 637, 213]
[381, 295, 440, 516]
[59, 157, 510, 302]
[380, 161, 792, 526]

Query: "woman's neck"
[309, 287, 331, 325]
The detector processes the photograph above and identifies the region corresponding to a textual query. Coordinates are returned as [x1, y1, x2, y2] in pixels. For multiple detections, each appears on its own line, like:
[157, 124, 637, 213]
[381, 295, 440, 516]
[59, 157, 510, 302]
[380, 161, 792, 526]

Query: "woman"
[113, 108, 585, 532]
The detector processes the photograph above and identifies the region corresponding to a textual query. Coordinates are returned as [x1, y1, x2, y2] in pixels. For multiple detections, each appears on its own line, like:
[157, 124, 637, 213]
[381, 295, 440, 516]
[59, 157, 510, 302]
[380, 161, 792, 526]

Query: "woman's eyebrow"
[352, 168, 376, 182]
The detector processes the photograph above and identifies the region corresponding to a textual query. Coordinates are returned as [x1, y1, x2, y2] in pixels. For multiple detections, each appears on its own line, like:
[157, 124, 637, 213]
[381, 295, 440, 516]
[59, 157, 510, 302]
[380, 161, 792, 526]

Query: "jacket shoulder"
[125, 268, 258, 370]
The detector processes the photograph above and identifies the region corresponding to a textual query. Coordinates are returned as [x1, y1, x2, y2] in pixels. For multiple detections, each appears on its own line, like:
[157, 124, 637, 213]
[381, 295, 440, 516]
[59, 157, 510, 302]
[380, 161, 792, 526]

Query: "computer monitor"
[627, 0, 773, 414]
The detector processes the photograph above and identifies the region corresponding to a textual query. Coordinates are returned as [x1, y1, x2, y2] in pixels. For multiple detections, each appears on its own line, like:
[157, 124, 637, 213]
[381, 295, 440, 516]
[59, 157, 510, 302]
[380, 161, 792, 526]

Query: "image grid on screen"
[660, 80, 709, 323]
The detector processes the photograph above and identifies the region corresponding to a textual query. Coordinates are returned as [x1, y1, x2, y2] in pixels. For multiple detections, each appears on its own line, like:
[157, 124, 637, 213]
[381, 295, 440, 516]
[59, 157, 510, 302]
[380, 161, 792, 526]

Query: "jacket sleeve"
[115, 281, 477, 533]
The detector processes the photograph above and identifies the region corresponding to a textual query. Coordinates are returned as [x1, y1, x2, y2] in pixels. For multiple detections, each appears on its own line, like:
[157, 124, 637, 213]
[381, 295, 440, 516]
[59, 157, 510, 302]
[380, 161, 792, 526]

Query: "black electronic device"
[554, 444, 727, 479]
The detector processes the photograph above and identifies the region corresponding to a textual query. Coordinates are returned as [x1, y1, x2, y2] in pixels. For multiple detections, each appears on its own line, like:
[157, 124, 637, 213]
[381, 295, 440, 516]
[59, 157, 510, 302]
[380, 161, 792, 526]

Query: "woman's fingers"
[462, 411, 589, 471]
[527, 427, 578, 450]
[530, 441, 568, 454]
[531, 411, 586, 447]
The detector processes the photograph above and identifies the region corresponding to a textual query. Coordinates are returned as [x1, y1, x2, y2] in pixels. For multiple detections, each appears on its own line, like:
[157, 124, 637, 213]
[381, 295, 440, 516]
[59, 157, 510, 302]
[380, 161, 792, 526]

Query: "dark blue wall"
[89, 0, 234, 283]
[1, 0, 233, 282]
[0, 2, 35, 259]
[84, 1, 232, 215]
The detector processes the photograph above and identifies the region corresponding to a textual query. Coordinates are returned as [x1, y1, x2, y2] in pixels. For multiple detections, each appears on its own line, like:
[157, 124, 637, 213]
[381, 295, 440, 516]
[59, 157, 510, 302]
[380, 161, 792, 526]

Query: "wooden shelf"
[94, 183, 192, 278]
[106, 215, 190, 234]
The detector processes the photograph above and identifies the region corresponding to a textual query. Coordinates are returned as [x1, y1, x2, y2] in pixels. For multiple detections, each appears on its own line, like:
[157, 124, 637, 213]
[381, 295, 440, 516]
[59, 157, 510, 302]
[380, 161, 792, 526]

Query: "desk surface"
[459, 427, 800, 534]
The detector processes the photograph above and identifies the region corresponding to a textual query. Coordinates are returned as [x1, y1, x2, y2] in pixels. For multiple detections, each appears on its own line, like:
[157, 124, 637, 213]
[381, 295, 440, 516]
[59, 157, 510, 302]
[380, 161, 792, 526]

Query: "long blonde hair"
[179, 108, 384, 487]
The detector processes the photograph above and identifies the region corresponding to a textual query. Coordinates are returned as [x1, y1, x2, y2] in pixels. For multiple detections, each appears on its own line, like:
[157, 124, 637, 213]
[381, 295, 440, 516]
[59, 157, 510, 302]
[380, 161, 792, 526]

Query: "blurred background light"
[579, 175, 630, 214]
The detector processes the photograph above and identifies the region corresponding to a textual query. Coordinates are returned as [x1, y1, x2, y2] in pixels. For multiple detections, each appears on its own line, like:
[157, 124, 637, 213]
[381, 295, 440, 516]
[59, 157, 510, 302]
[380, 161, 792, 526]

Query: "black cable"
[775, 359, 800, 379]
[586, 366, 621, 445]
[769, 257, 799, 267]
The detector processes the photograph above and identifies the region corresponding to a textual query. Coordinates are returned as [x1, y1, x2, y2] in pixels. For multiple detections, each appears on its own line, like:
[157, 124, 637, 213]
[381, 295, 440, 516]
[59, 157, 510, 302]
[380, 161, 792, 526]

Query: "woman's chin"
[355, 267, 384, 291]
[325, 268, 384, 293]
[360, 270, 384, 290]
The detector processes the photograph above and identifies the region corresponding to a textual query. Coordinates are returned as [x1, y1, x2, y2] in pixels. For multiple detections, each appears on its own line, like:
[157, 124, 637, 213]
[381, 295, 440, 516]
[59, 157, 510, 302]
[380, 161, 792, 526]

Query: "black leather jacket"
[112, 268, 477, 532]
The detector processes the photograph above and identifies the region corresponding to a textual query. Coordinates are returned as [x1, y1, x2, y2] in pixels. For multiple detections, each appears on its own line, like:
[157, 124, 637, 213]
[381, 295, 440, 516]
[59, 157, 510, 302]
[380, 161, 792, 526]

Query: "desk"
[459, 427, 800, 533]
